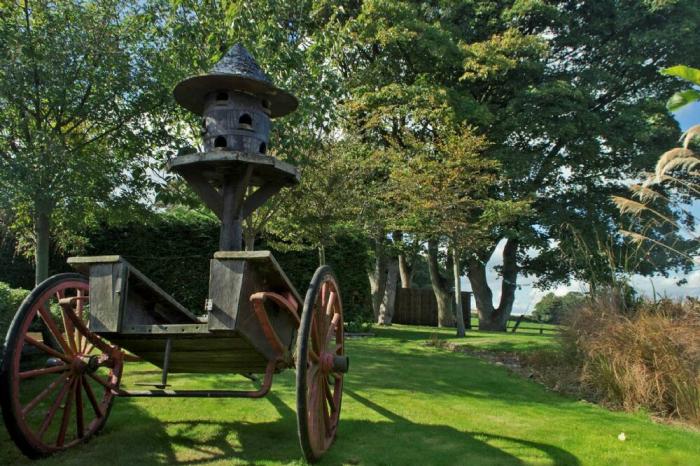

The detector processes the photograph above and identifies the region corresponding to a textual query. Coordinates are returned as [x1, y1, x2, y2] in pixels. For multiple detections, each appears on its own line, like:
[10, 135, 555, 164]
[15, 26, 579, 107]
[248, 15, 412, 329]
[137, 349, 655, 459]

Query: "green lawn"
[447, 325, 560, 353]
[1, 324, 698, 465]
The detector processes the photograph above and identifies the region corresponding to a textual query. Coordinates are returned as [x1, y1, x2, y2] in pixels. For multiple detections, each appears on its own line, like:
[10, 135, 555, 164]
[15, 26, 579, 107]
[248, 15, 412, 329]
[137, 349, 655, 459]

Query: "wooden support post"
[219, 166, 253, 251]
[159, 338, 172, 389]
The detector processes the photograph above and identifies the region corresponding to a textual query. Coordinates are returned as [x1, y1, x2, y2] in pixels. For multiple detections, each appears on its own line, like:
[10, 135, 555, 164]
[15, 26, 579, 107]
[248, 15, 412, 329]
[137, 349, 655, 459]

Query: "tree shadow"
[1, 381, 581, 466]
[152, 389, 579, 465]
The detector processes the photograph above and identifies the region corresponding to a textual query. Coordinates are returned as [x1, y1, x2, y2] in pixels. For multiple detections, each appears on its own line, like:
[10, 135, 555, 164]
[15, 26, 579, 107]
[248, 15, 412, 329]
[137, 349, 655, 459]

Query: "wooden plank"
[69, 255, 198, 323]
[67, 255, 121, 274]
[207, 259, 244, 330]
[120, 323, 209, 334]
[114, 338, 254, 353]
[213, 250, 302, 304]
[87, 263, 121, 332]
[167, 151, 300, 187]
[126, 261, 199, 323]
[72, 256, 199, 330]
[109, 332, 270, 373]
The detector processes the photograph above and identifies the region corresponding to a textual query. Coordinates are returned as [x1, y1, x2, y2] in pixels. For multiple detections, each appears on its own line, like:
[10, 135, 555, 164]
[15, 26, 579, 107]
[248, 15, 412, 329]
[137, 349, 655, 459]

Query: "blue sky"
[464, 102, 700, 314]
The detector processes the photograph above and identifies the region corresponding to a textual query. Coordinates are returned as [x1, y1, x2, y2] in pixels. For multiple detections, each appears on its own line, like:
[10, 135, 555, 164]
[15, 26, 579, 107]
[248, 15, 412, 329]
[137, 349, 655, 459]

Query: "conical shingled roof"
[173, 44, 298, 118]
[210, 44, 272, 83]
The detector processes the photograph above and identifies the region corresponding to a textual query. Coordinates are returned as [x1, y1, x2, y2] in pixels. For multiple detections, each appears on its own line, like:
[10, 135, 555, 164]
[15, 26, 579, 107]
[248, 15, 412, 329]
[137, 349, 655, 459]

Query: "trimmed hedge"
[0, 282, 30, 355]
[0, 213, 372, 322]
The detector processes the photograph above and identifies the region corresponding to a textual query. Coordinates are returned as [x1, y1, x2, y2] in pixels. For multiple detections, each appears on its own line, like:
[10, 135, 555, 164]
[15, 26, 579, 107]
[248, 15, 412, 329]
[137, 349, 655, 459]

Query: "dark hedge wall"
[0, 214, 372, 322]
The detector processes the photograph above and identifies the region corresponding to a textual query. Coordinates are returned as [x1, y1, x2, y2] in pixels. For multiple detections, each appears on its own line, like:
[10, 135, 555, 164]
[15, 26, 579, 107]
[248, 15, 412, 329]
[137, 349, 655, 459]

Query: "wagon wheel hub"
[319, 352, 349, 375]
[70, 354, 105, 375]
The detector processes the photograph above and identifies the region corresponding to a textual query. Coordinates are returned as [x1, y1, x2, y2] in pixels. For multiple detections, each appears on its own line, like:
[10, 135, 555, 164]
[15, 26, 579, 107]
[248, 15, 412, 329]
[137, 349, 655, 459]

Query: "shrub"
[0, 282, 30, 352]
[532, 291, 586, 323]
[344, 318, 373, 334]
[0, 210, 373, 322]
[557, 294, 700, 426]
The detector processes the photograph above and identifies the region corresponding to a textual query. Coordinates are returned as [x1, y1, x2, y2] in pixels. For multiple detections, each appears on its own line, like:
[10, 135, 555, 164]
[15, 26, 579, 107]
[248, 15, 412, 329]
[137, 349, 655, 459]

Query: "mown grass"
[1, 324, 698, 465]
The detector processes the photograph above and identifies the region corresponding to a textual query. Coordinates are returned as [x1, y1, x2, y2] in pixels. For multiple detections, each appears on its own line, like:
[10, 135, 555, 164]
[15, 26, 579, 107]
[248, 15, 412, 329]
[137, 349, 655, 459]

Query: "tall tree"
[461, 0, 700, 329]
[0, 0, 168, 284]
[317, 0, 699, 330]
[389, 126, 527, 333]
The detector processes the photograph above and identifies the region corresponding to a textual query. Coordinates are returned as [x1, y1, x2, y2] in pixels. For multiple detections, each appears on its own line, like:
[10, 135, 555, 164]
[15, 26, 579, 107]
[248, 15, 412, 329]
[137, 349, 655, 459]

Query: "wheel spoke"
[37, 377, 73, 439]
[75, 377, 84, 438]
[310, 312, 321, 355]
[56, 378, 76, 447]
[308, 348, 319, 364]
[38, 305, 73, 356]
[321, 378, 331, 432]
[321, 282, 328, 308]
[22, 374, 67, 416]
[308, 375, 325, 452]
[82, 376, 104, 418]
[24, 335, 71, 363]
[19, 364, 70, 380]
[82, 342, 94, 355]
[87, 372, 113, 391]
[325, 291, 336, 316]
[62, 301, 111, 354]
[76, 289, 85, 319]
[324, 377, 335, 409]
[325, 312, 341, 347]
[61, 305, 78, 353]
[313, 304, 327, 353]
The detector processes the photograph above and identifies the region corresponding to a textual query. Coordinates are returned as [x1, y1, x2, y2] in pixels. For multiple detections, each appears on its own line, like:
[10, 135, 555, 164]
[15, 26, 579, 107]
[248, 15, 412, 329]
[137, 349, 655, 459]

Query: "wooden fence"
[393, 288, 472, 327]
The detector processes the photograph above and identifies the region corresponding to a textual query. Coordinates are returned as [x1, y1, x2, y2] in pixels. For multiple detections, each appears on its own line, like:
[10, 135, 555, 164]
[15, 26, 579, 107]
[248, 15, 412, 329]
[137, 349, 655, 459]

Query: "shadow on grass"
[150, 390, 579, 465]
[1, 380, 580, 466]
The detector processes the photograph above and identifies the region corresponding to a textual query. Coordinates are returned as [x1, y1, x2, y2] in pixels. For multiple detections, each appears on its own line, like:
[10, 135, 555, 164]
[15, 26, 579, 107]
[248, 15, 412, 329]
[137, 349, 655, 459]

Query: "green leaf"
[661, 65, 700, 86]
[666, 89, 700, 111]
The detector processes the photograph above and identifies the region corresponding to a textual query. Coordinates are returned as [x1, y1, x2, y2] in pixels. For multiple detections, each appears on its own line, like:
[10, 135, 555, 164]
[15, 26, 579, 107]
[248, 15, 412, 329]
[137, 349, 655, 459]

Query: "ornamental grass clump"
[560, 295, 700, 426]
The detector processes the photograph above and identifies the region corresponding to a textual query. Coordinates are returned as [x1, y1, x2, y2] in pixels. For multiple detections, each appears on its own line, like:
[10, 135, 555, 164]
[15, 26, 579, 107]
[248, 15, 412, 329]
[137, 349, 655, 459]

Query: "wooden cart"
[0, 45, 348, 463]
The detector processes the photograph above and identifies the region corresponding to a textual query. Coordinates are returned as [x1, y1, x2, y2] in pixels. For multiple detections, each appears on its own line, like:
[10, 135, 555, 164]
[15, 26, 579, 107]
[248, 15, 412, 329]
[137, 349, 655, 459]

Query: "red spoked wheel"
[0, 273, 123, 458]
[296, 266, 348, 463]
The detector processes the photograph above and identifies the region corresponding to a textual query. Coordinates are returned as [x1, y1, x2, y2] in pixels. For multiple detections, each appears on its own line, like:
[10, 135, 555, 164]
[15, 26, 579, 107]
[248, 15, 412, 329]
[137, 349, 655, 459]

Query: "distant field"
[1, 324, 698, 465]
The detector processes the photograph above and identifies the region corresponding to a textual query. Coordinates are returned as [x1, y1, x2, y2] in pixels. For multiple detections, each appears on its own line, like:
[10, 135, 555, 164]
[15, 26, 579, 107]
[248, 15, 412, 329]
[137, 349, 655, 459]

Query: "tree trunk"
[34, 207, 50, 285]
[394, 231, 412, 289]
[378, 257, 398, 325]
[452, 246, 466, 337]
[498, 237, 519, 325]
[368, 233, 387, 322]
[398, 253, 412, 288]
[427, 239, 454, 327]
[243, 228, 256, 251]
[318, 244, 326, 266]
[34, 203, 56, 350]
[467, 238, 519, 331]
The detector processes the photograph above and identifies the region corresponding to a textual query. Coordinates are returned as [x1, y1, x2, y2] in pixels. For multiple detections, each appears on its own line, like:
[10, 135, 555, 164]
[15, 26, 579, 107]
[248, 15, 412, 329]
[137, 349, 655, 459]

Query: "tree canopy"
[2, 0, 698, 333]
[0, 0, 171, 282]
